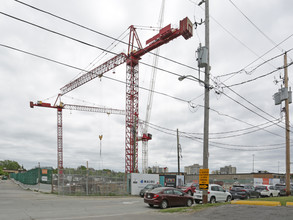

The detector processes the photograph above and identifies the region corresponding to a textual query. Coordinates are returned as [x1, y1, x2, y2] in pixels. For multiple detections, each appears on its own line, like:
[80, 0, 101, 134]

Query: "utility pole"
[252, 154, 255, 173]
[202, 0, 210, 204]
[177, 129, 180, 175]
[284, 52, 291, 196]
[38, 162, 40, 191]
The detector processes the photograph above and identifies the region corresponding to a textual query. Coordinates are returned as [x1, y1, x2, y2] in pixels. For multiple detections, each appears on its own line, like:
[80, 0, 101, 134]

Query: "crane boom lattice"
[57, 17, 193, 174]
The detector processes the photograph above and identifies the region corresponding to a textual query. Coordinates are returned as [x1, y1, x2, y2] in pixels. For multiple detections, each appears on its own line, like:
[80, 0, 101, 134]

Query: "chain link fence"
[10, 167, 53, 185]
[52, 170, 128, 196]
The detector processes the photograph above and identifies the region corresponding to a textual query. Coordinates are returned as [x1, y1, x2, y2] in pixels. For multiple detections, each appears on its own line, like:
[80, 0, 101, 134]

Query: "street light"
[178, 75, 211, 89]
[178, 74, 210, 204]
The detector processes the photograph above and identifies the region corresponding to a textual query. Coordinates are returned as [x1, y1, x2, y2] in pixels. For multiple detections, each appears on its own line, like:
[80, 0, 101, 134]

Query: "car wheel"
[278, 193, 280, 197]
[226, 196, 232, 202]
[187, 190, 193, 196]
[195, 200, 200, 204]
[160, 200, 168, 209]
[210, 196, 216, 204]
[148, 204, 154, 208]
[246, 194, 250, 200]
[186, 199, 193, 207]
[256, 193, 260, 198]
[270, 194, 273, 197]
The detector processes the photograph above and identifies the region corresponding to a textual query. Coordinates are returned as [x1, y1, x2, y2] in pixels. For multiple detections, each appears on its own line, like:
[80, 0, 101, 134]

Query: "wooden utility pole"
[177, 129, 180, 175]
[202, 0, 210, 204]
[284, 52, 291, 196]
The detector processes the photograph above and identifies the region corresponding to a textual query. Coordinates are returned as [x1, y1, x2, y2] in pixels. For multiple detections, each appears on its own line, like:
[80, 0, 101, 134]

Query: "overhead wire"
[0, 10, 205, 85]
[1, 41, 288, 140]
[13, 0, 201, 73]
[145, 120, 287, 151]
[0, 43, 191, 104]
[1, 41, 287, 151]
[4, 2, 292, 144]
[228, 0, 284, 53]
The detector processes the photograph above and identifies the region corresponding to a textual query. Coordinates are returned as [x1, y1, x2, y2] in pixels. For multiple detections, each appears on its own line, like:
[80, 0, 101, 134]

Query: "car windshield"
[144, 184, 154, 189]
[231, 187, 243, 191]
[150, 188, 163, 193]
[255, 186, 266, 190]
[275, 185, 285, 189]
[233, 185, 244, 188]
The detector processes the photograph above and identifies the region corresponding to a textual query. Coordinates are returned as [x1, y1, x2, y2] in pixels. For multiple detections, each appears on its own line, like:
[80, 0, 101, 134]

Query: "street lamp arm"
[178, 75, 212, 89]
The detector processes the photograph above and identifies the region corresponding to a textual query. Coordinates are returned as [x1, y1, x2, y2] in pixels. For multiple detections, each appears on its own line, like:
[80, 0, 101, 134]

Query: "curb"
[286, 202, 293, 206]
[231, 200, 281, 206]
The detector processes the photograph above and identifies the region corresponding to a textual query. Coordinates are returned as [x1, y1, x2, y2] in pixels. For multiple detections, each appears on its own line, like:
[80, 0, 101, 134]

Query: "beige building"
[220, 165, 236, 174]
[184, 164, 202, 175]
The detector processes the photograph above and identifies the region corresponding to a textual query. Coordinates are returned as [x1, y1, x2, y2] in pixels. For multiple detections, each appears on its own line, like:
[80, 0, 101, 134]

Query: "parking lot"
[1, 180, 293, 220]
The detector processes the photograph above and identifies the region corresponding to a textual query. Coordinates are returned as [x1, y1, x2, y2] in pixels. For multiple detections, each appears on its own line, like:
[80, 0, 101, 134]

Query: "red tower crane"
[30, 101, 125, 176]
[59, 17, 193, 173]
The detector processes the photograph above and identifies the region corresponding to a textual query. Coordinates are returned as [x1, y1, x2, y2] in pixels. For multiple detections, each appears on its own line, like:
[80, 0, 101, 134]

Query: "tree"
[0, 160, 21, 170]
[0, 167, 4, 175]
[77, 165, 87, 171]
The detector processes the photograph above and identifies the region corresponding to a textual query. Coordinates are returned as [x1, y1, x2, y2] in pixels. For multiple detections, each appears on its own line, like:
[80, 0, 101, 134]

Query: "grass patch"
[159, 202, 229, 213]
[249, 196, 293, 206]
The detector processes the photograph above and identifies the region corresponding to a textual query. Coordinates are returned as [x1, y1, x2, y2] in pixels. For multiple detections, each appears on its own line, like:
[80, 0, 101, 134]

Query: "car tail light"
[208, 191, 210, 194]
[266, 187, 269, 191]
[153, 194, 159, 199]
[241, 190, 246, 192]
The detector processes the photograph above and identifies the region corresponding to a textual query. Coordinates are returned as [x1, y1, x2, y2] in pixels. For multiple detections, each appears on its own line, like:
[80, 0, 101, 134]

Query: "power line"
[3, 41, 286, 139]
[225, 61, 293, 88]
[146, 121, 288, 151]
[0, 10, 205, 85]
[217, 35, 293, 80]
[0, 43, 190, 104]
[13, 0, 201, 73]
[0, 11, 117, 55]
[228, 0, 283, 52]
[217, 50, 288, 78]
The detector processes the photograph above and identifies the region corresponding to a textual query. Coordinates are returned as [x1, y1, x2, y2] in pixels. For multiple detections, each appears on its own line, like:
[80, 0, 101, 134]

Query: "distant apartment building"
[184, 164, 203, 175]
[149, 166, 168, 174]
[220, 165, 236, 174]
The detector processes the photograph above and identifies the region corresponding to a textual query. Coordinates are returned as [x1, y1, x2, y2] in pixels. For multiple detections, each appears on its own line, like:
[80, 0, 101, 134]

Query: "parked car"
[139, 184, 162, 197]
[230, 185, 260, 199]
[194, 184, 232, 204]
[255, 185, 280, 197]
[275, 184, 293, 196]
[144, 187, 194, 209]
[177, 182, 199, 196]
[275, 184, 287, 196]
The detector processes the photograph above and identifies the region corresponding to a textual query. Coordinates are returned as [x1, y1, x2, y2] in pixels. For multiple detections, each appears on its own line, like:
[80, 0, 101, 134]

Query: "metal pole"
[252, 154, 254, 173]
[38, 162, 40, 191]
[202, 0, 210, 204]
[86, 161, 89, 196]
[177, 129, 180, 175]
[284, 52, 291, 196]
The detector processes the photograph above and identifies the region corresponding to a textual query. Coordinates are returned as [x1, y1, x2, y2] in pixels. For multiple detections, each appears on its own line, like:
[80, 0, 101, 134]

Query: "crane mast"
[58, 17, 193, 173]
[142, 0, 165, 174]
[30, 101, 125, 176]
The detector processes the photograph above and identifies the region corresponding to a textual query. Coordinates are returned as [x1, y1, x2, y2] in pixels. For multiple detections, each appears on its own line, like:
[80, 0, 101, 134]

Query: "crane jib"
[60, 53, 127, 95]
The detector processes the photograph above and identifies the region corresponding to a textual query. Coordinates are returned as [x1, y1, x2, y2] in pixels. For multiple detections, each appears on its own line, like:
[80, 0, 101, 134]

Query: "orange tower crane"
[59, 17, 193, 173]
[30, 101, 125, 175]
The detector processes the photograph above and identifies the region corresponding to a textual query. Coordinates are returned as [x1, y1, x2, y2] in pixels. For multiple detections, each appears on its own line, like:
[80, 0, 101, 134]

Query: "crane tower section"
[58, 17, 193, 174]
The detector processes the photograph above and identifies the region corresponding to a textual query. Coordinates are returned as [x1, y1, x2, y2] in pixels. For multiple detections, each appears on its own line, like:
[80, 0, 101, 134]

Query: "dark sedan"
[230, 185, 260, 200]
[139, 184, 162, 197]
[144, 187, 194, 209]
[275, 184, 293, 196]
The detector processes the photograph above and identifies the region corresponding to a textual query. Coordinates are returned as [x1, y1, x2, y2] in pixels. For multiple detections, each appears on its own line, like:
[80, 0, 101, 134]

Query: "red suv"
[177, 182, 199, 196]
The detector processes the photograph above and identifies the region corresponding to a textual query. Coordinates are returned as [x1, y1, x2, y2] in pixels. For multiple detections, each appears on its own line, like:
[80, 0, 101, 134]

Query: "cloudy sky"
[1, 0, 293, 174]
